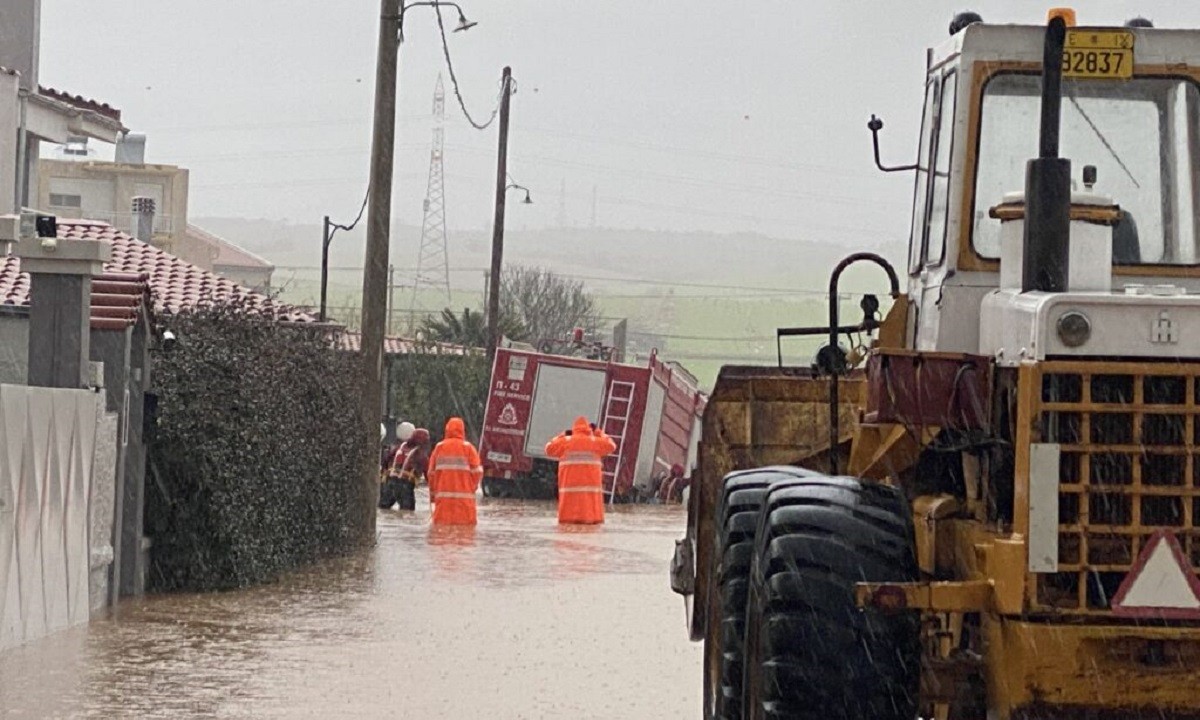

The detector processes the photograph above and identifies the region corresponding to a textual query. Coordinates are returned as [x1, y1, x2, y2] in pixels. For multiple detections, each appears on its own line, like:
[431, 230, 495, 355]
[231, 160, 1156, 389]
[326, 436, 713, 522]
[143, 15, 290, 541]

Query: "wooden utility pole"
[387, 264, 396, 335]
[358, 0, 401, 540]
[319, 215, 331, 322]
[485, 66, 513, 363]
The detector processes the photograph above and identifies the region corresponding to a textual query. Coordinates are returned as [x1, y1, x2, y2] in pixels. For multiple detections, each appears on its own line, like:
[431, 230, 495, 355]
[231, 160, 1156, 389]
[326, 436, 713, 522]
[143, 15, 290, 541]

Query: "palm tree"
[420, 307, 525, 348]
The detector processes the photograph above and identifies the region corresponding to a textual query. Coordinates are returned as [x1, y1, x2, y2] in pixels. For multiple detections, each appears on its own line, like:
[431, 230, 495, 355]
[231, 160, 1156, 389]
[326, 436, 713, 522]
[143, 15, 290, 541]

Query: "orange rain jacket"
[545, 417, 617, 525]
[428, 417, 484, 525]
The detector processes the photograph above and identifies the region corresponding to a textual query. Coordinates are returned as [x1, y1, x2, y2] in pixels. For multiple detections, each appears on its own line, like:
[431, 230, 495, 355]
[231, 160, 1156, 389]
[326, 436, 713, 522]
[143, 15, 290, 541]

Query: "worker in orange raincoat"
[545, 417, 617, 525]
[427, 417, 484, 525]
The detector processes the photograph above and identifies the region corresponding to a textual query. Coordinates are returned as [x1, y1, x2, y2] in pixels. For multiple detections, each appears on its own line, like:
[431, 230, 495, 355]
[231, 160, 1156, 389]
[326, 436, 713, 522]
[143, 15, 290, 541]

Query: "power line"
[434, 4, 501, 130]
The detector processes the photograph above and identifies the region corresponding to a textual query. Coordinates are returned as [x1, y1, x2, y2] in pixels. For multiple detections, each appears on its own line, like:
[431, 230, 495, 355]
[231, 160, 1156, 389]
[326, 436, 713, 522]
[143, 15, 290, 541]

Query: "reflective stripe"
[436, 491, 477, 499]
[560, 459, 603, 468]
[559, 486, 603, 494]
[564, 452, 598, 462]
[434, 456, 472, 470]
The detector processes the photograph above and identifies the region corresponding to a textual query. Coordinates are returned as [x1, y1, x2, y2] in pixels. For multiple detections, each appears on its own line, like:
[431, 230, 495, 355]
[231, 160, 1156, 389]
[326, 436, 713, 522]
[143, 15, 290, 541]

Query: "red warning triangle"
[1111, 530, 1200, 619]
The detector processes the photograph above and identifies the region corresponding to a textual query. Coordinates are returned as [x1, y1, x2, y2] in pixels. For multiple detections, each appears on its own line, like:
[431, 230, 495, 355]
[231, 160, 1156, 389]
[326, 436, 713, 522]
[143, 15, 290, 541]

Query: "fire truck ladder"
[601, 380, 637, 504]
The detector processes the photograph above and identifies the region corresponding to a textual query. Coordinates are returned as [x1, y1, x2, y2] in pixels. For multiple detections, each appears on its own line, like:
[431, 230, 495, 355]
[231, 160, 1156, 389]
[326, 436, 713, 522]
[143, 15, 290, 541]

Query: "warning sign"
[1111, 530, 1200, 619]
[498, 403, 519, 426]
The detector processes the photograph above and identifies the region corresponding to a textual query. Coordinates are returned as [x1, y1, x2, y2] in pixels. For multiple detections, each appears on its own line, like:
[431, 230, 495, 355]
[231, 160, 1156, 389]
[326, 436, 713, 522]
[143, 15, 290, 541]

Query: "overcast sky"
[37, 1, 1200, 246]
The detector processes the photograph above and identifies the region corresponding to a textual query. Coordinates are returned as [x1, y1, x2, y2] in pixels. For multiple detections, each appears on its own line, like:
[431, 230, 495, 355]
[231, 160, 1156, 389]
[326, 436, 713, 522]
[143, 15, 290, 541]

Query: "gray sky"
[39, 1, 1197, 246]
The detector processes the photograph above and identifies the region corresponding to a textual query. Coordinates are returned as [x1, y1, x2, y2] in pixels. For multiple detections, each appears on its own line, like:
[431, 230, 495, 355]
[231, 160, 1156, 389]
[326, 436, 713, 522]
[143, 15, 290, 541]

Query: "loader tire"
[708, 467, 822, 720]
[741, 476, 919, 720]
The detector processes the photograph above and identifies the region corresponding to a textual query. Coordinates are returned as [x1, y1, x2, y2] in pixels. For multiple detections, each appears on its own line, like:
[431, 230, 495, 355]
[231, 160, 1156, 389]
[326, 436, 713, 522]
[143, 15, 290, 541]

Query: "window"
[49, 193, 82, 209]
[972, 74, 1200, 265]
[925, 72, 958, 265]
[908, 77, 939, 274]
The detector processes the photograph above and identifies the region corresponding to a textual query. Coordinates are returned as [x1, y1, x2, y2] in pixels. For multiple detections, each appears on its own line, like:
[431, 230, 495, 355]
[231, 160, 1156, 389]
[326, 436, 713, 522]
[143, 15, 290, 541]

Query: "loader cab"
[904, 16, 1200, 354]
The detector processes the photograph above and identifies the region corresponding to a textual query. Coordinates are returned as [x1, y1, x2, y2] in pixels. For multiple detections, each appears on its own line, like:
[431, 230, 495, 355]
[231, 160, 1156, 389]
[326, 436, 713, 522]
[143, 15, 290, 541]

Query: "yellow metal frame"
[956, 62, 1200, 277]
[1017, 359, 1200, 615]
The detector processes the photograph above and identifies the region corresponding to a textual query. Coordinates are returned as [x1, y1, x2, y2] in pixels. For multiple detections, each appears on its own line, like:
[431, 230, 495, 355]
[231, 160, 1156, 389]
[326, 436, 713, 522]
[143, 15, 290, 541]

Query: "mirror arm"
[869, 114, 919, 173]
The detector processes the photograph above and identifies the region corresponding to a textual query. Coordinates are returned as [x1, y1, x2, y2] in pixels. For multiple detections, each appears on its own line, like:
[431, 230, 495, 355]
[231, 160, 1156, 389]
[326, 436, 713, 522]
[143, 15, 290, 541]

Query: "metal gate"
[0, 385, 99, 650]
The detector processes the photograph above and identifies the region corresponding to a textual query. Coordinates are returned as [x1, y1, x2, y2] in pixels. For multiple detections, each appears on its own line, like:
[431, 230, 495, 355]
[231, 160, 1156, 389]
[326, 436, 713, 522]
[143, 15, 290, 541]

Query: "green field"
[272, 267, 884, 390]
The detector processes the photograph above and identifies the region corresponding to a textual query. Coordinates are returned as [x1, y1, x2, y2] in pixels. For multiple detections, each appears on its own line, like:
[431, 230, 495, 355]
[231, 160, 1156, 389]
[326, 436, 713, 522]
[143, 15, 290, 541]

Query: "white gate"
[0, 385, 99, 651]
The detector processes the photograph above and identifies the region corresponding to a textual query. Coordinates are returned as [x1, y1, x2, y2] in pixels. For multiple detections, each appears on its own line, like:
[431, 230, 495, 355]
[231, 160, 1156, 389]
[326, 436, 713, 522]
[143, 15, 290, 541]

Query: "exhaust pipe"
[1022, 15, 1071, 293]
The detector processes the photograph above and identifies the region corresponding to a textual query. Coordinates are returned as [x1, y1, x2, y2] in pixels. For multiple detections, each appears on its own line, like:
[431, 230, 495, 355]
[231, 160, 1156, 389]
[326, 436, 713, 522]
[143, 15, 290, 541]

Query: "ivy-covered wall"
[145, 304, 371, 592]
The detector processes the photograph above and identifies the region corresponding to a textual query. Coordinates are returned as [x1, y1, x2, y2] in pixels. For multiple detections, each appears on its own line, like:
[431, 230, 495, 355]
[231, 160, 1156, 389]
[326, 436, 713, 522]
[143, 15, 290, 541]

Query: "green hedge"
[144, 303, 371, 592]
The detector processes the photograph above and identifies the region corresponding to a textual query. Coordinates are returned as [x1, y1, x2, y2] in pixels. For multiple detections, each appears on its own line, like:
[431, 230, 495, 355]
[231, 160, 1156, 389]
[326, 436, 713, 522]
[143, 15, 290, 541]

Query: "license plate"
[1062, 29, 1134, 79]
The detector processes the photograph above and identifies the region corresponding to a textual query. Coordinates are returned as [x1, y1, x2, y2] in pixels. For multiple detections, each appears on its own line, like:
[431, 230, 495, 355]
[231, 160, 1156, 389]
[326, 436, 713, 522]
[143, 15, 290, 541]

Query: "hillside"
[196, 217, 906, 387]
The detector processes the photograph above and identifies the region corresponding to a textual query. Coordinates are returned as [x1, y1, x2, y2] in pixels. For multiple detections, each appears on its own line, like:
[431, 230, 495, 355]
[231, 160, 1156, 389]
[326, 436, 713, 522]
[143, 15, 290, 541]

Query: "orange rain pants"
[428, 417, 483, 525]
[545, 416, 617, 525]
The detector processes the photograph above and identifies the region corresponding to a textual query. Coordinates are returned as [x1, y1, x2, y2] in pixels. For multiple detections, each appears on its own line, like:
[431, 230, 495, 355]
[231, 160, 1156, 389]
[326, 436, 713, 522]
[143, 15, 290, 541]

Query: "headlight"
[1057, 311, 1091, 347]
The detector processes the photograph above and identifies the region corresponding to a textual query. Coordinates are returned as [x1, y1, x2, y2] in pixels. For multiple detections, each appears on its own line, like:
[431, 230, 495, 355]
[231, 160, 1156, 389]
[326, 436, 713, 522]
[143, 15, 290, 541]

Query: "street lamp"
[358, 0, 476, 540]
[507, 182, 533, 205]
[397, 2, 477, 43]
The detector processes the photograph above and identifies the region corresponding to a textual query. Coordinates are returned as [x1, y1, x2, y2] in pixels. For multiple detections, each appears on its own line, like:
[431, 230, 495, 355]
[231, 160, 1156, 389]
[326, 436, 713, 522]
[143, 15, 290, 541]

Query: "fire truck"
[478, 347, 705, 501]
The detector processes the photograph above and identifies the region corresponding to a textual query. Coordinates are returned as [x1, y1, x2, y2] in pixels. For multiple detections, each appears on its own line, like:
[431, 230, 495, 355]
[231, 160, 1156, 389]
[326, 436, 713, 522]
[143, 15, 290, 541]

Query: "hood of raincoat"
[444, 417, 466, 440]
[572, 416, 591, 435]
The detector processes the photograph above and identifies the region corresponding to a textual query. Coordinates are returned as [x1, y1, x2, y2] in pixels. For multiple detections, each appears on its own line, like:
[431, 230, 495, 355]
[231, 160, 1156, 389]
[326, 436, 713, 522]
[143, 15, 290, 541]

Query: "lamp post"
[358, 0, 476, 539]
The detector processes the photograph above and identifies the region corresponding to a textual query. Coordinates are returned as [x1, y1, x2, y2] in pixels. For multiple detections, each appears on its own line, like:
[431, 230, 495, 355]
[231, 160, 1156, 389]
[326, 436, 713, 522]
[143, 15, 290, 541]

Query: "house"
[38, 145, 277, 291]
[38, 153, 190, 256]
[184, 224, 275, 292]
[0, 219, 312, 610]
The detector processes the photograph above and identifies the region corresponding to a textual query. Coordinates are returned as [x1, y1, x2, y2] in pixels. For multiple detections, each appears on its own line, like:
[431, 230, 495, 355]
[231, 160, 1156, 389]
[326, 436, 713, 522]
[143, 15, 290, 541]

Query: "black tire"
[707, 467, 822, 720]
[742, 476, 919, 720]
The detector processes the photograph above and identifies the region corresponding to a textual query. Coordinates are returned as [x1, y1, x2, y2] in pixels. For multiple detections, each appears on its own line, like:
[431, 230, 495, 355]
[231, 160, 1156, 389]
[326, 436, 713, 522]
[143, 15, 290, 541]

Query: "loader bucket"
[685, 365, 865, 641]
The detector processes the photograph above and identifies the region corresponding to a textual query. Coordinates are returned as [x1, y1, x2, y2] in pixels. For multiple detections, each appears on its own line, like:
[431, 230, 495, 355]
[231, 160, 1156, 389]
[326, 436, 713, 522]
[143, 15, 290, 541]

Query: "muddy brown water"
[0, 493, 701, 718]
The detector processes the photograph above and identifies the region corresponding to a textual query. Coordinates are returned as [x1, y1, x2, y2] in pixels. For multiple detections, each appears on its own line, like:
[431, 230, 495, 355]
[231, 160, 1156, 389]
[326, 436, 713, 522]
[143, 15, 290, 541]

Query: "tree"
[421, 307, 525, 348]
[500, 265, 597, 347]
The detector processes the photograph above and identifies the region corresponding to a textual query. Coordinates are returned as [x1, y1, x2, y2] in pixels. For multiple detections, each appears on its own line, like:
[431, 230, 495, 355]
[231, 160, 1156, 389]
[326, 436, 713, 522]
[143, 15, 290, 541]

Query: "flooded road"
[0, 494, 700, 718]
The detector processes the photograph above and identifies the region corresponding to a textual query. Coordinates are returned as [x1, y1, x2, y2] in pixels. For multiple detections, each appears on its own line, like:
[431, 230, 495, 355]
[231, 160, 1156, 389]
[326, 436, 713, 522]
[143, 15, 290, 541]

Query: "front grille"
[1031, 363, 1200, 613]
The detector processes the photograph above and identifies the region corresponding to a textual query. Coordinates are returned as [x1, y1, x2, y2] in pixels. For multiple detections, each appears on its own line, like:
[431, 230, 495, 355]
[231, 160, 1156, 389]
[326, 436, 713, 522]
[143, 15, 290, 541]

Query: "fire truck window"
[909, 77, 939, 274]
[925, 71, 958, 266]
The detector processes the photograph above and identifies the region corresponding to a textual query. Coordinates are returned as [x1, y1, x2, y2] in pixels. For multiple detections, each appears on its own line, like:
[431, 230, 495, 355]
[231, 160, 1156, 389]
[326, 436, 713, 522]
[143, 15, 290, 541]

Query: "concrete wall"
[90, 403, 118, 615]
[0, 71, 20, 214]
[0, 385, 101, 651]
[215, 264, 273, 292]
[0, 315, 29, 385]
[0, 0, 39, 91]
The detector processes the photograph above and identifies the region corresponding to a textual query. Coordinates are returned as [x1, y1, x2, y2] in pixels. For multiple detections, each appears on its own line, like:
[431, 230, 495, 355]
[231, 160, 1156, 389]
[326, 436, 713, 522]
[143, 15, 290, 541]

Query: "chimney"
[14, 211, 112, 388]
[131, 196, 154, 242]
[115, 133, 146, 165]
[0, 0, 40, 91]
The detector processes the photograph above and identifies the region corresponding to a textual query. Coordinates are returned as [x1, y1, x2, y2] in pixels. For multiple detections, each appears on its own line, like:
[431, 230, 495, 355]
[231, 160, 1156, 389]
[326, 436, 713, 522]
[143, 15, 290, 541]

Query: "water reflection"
[0, 495, 700, 719]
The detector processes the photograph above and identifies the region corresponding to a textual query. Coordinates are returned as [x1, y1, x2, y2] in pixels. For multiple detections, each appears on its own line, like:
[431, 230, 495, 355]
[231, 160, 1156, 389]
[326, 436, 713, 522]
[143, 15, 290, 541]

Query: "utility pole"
[387, 264, 396, 335]
[485, 66, 513, 363]
[358, 0, 401, 540]
[319, 215, 331, 322]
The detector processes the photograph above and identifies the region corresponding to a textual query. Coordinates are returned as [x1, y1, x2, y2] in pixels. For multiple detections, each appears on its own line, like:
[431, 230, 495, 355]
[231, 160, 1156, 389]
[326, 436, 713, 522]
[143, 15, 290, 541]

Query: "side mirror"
[868, 115, 918, 173]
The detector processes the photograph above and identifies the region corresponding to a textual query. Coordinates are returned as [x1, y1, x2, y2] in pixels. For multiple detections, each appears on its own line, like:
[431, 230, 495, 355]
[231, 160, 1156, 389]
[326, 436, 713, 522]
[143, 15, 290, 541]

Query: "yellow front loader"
[673, 9, 1200, 720]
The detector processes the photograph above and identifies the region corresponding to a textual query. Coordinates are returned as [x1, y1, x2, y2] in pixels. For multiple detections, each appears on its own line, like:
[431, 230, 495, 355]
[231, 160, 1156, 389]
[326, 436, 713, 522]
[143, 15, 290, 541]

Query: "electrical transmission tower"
[409, 74, 452, 331]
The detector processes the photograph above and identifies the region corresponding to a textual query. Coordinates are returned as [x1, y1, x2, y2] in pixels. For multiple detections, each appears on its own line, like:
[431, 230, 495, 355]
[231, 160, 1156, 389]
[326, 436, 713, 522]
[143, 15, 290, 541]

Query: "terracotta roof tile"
[335, 332, 474, 357]
[37, 86, 122, 123]
[0, 220, 315, 327]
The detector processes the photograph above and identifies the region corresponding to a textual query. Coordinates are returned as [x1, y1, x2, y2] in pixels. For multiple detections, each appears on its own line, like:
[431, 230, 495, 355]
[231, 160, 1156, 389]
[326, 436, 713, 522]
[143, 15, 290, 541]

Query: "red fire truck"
[479, 347, 706, 500]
